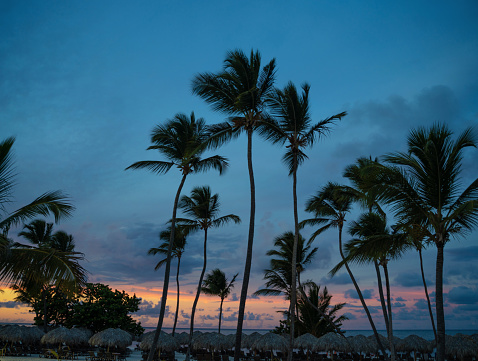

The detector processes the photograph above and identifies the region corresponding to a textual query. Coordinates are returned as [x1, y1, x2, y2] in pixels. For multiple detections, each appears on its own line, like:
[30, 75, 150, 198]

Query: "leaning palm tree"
[148, 225, 187, 336]
[192, 49, 276, 361]
[373, 123, 478, 361]
[201, 268, 238, 334]
[0, 137, 80, 295]
[175, 186, 240, 360]
[125, 113, 228, 361]
[261, 82, 345, 359]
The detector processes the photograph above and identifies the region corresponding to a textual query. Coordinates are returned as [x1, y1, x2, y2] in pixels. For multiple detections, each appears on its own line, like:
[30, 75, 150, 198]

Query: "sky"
[1, 0, 478, 332]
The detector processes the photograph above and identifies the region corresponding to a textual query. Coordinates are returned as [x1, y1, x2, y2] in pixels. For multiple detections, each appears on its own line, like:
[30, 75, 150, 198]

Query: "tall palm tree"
[125, 113, 228, 361]
[342, 212, 409, 361]
[373, 123, 478, 361]
[175, 186, 240, 361]
[192, 49, 276, 360]
[201, 268, 238, 334]
[148, 225, 187, 336]
[50, 231, 76, 252]
[261, 82, 345, 358]
[17, 219, 54, 247]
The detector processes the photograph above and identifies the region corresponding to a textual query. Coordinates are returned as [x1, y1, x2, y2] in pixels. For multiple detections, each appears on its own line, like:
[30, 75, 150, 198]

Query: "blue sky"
[1, 0, 477, 331]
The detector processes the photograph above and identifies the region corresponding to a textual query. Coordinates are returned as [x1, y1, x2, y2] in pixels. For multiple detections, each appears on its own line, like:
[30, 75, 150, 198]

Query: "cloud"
[137, 300, 170, 317]
[320, 272, 353, 286]
[0, 301, 23, 308]
[344, 289, 374, 300]
[342, 312, 356, 320]
[447, 286, 478, 305]
[446, 246, 478, 262]
[394, 272, 433, 287]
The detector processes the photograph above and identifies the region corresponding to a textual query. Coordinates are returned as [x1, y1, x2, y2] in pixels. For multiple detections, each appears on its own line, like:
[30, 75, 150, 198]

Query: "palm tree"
[175, 186, 240, 361]
[373, 123, 478, 361]
[148, 225, 187, 336]
[0, 137, 81, 299]
[14, 219, 86, 332]
[261, 82, 345, 358]
[295, 282, 348, 338]
[192, 49, 276, 360]
[201, 268, 238, 334]
[342, 212, 409, 361]
[254, 231, 317, 302]
[125, 113, 228, 361]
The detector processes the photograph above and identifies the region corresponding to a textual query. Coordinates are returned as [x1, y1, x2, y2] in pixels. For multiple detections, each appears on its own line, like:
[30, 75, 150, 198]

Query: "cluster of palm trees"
[0, 137, 87, 331]
[127, 48, 476, 361]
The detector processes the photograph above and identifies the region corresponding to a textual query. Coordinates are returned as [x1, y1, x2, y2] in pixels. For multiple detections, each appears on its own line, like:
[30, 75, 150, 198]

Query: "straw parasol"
[0, 325, 42, 344]
[367, 333, 400, 352]
[251, 332, 288, 352]
[242, 332, 261, 348]
[348, 335, 376, 355]
[444, 334, 478, 361]
[89, 328, 132, 349]
[395, 335, 432, 354]
[316, 332, 350, 353]
[174, 332, 189, 345]
[42, 327, 89, 346]
[140, 331, 179, 352]
[294, 333, 319, 351]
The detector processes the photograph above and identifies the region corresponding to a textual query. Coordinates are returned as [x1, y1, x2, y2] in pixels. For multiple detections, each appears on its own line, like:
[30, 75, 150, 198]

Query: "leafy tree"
[262, 82, 345, 359]
[175, 186, 240, 360]
[0, 137, 77, 290]
[126, 113, 228, 361]
[67, 283, 144, 336]
[201, 268, 238, 334]
[148, 225, 187, 336]
[373, 123, 478, 361]
[192, 49, 276, 361]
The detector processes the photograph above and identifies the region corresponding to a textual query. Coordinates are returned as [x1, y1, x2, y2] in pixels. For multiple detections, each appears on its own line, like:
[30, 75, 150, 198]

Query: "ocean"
[147, 327, 478, 341]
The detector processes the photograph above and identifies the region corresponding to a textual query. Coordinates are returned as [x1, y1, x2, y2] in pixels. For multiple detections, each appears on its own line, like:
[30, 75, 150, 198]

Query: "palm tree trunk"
[375, 261, 390, 336]
[186, 228, 208, 361]
[147, 174, 187, 361]
[435, 239, 445, 361]
[42, 288, 48, 333]
[219, 297, 224, 334]
[235, 128, 255, 361]
[288, 156, 299, 361]
[419, 248, 437, 343]
[383, 262, 396, 361]
[338, 225, 388, 359]
[172, 256, 182, 336]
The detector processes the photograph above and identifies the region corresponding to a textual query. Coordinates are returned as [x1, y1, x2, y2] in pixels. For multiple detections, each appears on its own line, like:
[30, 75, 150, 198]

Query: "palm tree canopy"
[17, 219, 54, 247]
[301, 182, 356, 241]
[176, 186, 241, 233]
[125, 112, 228, 176]
[148, 225, 187, 270]
[261, 82, 346, 174]
[376, 123, 478, 243]
[201, 268, 238, 300]
[254, 231, 317, 298]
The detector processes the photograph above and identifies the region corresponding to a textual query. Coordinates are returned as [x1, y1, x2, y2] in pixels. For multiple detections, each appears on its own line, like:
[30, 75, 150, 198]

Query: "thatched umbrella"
[316, 332, 350, 353]
[347, 335, 375, 355]
[367, 334, 400, 352]
[89, 328, 132, 349]
[294, 333, 319, 361]
[242, 332, 261, 349]
[444, 334, 478, 361]
[140, 331, 179, 352]
[27, 327, 46, 344]
[251, 332, 287, 360]
[0, 325, 37, 344]
[42, 327, 89, 346]
[395, 334, 432, 361]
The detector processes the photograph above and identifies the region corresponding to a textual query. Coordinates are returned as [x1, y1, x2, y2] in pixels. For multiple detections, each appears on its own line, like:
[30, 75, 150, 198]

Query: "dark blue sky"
[1, 0, 477, 330]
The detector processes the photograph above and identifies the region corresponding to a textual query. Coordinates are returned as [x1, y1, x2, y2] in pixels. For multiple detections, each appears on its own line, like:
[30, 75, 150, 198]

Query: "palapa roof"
[42, 327, 89, 346]
[316, 332, 350, 352]
[89, 328, 132, 348]
[251, 332, 288, 352]
[140, 331, 179, 352]
[444, 334, 478, 359]
[0, 325, 44, 344]
[395, 335, 433, 353]
[294, 333, 319, 351]
[347, 335, 375, 354]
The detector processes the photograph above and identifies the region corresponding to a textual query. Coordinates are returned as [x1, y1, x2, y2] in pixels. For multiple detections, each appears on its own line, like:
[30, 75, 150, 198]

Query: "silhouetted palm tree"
[373, 123, 478, 361]
[201, 268, 238, 334]
[176, 186, 240, 360]
[148, 225, 187, 335]
[261, 83, 345, 358]
[126, 113, 228, 361]
[192, 49, 276, 360]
